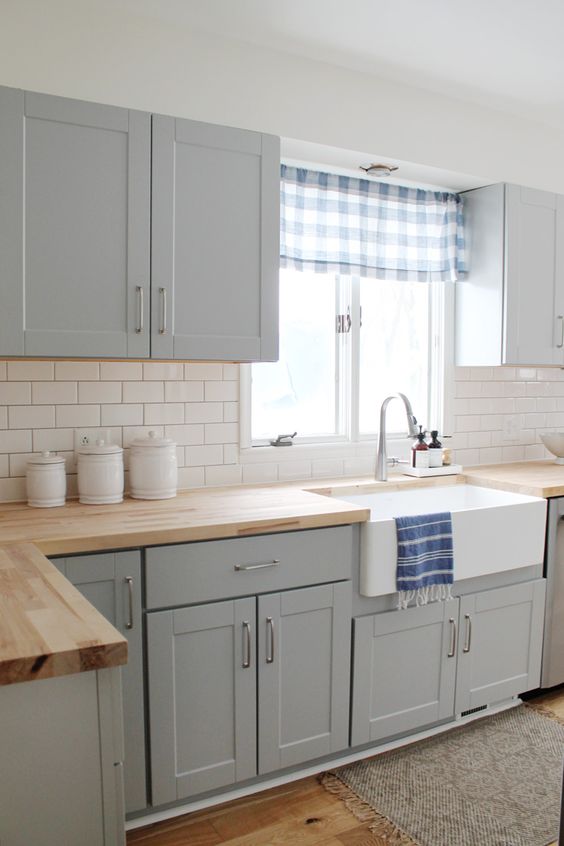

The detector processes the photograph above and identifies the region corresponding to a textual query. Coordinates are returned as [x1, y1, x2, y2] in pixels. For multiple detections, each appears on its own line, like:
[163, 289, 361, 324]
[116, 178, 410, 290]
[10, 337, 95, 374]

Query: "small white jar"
[129, 431, 177, 500]
[77, 440, 124, 505]
[26, 451, 66, 507]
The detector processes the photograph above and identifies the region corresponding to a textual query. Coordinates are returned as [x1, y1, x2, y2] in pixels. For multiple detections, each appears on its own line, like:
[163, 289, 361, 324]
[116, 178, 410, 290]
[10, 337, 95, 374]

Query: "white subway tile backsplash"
[0, 407, 6, 429]
[144, 403, 184, 425]
[177, 466, 205, 489]
[0, 383, 32, 405]
[0, 363, 6, 381]
[101, 404, 144, 426]
[143, 362, 183, 381]
[164, 424, 204, 446]
[278, 460, 312, 481]
[33, 428, 75, 452]
[164, 381, 203, 403]
[185, 402, 223, 424]
[0, 455, 8, 477]
[223, 402, 239, 423]
[123, 381, 164, 403]
[204, 381, 238, 402]
[122, 426, 164, 447]
[185, 363, 223, 381]
[186, 444, 223, 466]
[222, 364, 239, 381]
[79, 382, 122, 404]
[9, 405, 55, 429]
[205, 422, 238, 444]
[8, 361, 54, 381]
[242, 463, 279, 484]
[223, 444, 239, 465]
[312, 458, 345, 478]
[55, 361, 99, 381]
[100, 362, 143, 381]
[56, 404, 101, 428]
[33, 381, 77, 405]
[205, 464, 242, 487]
[0, 477, 26, 502]
[0, 430, 32, 454]
[9, 453, 30, 477]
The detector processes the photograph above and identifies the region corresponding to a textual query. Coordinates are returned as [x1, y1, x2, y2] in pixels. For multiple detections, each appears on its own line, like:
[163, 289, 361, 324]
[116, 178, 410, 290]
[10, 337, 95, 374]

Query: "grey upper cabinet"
[0, 87, 151, 358]
[258, 582, 351, 774]
[147, 597, 257, 806]
[351, 600, 458, 747]
[454, 579, 546, 714]
[151, 115, 280, 361]
[51, 551, 147, 815]
[455, 183, 564, 366]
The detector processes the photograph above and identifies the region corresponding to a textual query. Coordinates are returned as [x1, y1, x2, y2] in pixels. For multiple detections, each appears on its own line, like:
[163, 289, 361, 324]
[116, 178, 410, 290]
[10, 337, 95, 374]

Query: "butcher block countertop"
[1, 459, 562, 687]
[0, 543, 127, 686]
[463, 460, 564, 498]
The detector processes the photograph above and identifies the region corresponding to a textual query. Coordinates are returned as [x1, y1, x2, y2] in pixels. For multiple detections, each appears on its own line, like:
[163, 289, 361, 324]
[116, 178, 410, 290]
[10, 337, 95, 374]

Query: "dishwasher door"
[542, 497, 564, 688]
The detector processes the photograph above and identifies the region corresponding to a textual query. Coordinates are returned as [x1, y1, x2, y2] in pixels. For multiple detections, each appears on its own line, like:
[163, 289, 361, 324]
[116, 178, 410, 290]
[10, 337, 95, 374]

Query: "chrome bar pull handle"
[448, 617, 457, 658]
[242, 621, 251, 669]
[463, 613, 472, 653]
[234, 559, 280, 572]
[159, 287, 167, 335]
[557, 315, 564, 348]
[124, 577, 134, 630]
[135, 286, 144, 334]
[266, 617, 275, 664]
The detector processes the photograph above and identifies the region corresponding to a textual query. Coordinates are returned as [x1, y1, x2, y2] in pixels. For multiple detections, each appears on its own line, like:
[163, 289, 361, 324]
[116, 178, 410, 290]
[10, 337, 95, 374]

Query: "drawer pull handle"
[124, 577, 134, 630]
[135, 286, 144, 334]
[448, 617, 457, 658]
[266, 617, 275, 664]
[234, 559, 280, 572]
[159, 287, 167, 335]
[557, 315, 564, 349]
[242, 621, 251, 669]
[463, 613, 472, 653]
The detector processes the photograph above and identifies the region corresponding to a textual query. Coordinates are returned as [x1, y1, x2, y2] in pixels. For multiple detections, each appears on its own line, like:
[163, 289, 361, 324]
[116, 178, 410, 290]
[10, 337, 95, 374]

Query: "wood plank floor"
[128, 687, 564, 846]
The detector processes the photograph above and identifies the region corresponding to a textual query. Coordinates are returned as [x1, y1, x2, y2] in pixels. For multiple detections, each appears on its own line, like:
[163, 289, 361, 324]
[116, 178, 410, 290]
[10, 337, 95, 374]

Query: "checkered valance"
[280, 165, 467, 282]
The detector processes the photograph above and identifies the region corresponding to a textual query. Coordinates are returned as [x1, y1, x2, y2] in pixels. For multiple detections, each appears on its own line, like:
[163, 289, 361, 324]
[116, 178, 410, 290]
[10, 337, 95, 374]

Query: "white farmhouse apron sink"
[334, 484, 547, 597]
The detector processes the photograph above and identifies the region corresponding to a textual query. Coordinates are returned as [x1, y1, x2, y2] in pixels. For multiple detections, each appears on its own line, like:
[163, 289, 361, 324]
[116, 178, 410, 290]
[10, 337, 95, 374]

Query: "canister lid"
[130, 430, 176, 448]
[77, 439, 123, 455]
[27, 450, 66, 465]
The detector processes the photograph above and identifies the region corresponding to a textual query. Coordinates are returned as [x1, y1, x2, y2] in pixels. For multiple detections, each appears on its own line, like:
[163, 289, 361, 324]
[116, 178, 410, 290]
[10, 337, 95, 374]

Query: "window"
[249, 268, 447, 446]
[244, 163, 463, 451]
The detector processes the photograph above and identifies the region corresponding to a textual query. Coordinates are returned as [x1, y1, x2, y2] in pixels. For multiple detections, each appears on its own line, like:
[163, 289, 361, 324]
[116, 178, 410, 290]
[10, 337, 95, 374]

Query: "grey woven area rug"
[321, 705, 564, 846]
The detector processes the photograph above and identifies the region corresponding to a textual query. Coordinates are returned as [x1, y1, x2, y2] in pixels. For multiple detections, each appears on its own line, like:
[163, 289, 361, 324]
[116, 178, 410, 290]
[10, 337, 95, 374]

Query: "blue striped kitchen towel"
[395, 512, 454, 610]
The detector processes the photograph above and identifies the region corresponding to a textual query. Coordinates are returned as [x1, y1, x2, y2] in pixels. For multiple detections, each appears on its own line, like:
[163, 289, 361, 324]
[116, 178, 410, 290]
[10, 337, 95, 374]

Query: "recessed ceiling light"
[359, 163, 399, 177]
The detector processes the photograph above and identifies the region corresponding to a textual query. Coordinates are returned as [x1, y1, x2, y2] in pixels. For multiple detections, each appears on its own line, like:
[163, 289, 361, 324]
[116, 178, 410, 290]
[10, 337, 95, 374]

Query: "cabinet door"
[151, 115, 279, 361]
[0, 87, 150, 358]
[148, 598, 257, 805]
[504, 185, 559, 365]
[52, 551, 146, 815]
[455, 580, 546, 714]
[258, 582, 351, 774]
[351, 600, 458, 747]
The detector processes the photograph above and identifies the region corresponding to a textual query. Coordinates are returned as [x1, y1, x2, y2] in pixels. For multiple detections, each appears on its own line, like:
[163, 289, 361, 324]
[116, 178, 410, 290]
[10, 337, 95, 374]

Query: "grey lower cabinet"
[351, 599, 459, 746]
[454, 579, 546, 714]
[151, 115, 279, 361]
[51, 551, 147, 815]
[147, 581, 351, 806]
[351, 579, 546, 747]
[0, 87, 151, 358]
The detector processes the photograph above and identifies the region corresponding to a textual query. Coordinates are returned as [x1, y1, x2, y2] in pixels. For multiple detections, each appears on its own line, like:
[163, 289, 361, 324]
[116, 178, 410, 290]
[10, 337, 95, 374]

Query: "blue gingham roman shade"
[280, 165, 467, 282]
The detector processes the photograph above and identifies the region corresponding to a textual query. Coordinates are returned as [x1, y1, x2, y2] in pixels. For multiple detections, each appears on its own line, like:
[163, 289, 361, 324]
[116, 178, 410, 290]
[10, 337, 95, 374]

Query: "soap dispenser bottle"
[412, 426, 430, 469]
[428, 430, 443, 468]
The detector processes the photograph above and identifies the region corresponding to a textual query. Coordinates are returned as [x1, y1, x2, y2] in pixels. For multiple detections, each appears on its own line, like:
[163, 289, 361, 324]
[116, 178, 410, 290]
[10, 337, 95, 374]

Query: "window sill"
[239, 438, 412, 465]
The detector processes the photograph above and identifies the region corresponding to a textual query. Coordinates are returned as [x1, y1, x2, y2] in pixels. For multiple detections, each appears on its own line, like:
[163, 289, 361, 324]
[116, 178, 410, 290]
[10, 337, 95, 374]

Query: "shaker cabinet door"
[52, 551, 147, 814]
[147, 598, 257, 806]
[258, 581, 351, 774]
[351, 600, 458, 747]
[151, 115, 279, 361]
[0, 87, 151, 358]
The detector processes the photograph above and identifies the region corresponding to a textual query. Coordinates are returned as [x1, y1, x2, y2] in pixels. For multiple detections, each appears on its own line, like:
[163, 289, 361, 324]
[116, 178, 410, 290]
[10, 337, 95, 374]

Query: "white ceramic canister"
[129, 431, 178, 500]
[77, 440, 124, 505]
[26, 451, 66, 507]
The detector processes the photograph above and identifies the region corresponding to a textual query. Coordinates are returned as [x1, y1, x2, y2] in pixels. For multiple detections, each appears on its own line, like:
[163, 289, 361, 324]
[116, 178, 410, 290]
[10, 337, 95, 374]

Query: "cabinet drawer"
[145, 526, 353, 609]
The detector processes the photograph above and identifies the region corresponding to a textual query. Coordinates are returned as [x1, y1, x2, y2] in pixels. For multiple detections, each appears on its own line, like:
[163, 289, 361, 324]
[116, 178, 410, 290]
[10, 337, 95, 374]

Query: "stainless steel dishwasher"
[542, 497, 564, 688]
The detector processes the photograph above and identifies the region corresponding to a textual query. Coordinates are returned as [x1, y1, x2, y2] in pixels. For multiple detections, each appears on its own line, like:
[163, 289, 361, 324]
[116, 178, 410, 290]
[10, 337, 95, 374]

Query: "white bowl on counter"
[129, 431, 178, 500]
[540, 433, 564, 464]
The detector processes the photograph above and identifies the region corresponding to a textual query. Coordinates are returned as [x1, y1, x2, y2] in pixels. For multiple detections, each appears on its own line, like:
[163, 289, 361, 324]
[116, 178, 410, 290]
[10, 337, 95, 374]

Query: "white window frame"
[240, 278, 455, 464]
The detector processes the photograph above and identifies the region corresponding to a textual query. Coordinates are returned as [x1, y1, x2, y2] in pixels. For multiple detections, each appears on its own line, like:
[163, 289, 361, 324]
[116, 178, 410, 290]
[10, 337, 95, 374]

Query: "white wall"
[1, 0, 564, 192]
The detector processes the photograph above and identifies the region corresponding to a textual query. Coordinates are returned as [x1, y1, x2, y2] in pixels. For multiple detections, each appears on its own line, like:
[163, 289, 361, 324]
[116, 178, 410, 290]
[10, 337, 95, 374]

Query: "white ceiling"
[115, 0, 564, 130]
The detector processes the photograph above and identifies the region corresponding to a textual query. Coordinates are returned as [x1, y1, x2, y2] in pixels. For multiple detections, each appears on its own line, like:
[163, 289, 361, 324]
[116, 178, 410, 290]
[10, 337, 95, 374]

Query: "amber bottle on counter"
[412, 426, 430, 469]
